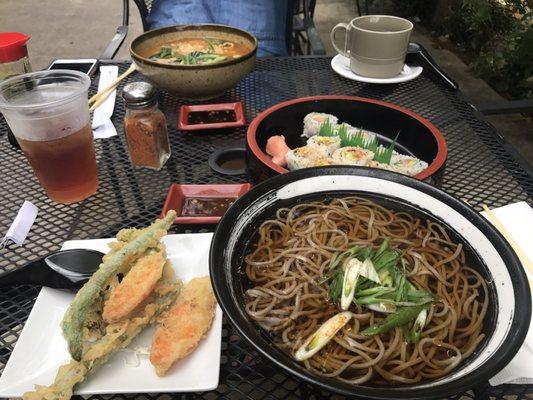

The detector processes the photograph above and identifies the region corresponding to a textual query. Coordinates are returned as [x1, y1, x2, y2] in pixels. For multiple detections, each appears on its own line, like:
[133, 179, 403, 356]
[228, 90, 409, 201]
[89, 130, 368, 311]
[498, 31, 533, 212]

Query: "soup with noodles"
[244, 196, 489, 385]
[149, 38, 251, 65]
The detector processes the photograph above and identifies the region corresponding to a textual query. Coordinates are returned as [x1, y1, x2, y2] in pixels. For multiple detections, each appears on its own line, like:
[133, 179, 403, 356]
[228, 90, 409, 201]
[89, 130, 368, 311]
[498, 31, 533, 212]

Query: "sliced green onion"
[406, 308, 428, 343]
[367, 302, 397, 313]
[294, 312, 353, 361]
[362, 304, 427, 336]
[354, 286, 394, 297]
[378, 268, 394, 287]
[341, 259, 361, 310]
[360, 258, 381, 284]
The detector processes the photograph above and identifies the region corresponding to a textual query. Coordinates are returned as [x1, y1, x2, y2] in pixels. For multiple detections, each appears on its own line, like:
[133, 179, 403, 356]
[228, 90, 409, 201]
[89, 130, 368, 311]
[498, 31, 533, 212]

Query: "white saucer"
[331, 54, 423, 84]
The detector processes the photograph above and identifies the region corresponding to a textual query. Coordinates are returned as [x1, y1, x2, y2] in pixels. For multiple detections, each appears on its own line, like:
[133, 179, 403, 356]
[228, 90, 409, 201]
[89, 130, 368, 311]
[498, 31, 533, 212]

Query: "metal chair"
[290, 0, 325, 55]
[101, 0, 325, 59]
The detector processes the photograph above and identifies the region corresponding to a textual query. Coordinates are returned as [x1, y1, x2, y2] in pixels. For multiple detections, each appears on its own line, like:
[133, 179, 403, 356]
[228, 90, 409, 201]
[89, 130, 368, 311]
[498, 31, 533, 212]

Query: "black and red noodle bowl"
[209, 167, 531, 399]
[246, 95, 448, 186]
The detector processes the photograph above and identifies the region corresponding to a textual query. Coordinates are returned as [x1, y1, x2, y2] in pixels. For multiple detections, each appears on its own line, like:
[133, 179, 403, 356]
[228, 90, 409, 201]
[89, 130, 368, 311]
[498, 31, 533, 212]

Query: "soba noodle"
[244, 196, 488, 385]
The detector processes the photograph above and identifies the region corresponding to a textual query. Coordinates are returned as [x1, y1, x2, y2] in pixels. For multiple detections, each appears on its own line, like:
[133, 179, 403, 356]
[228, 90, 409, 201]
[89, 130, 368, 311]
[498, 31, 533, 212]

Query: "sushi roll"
[302, 113, 338, 138]
[286, 146, 322, 170]
[332, 147, 374, 166]
[306, 135, 341, 156]
[390, 154, 428, 176]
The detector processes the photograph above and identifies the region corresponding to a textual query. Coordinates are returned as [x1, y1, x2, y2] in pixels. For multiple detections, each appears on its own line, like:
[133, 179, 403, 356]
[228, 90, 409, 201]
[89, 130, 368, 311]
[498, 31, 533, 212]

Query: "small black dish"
[208, 147, 246, 176]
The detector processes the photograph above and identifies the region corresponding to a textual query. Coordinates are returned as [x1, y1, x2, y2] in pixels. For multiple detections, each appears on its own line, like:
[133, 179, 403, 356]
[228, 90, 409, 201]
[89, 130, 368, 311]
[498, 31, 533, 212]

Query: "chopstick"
[88, 64, 136, 112]
[482, 204, 533, 286]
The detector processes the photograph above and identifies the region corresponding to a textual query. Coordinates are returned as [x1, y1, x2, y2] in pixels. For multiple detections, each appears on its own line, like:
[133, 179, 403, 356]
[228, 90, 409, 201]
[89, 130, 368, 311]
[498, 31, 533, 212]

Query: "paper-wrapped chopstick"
[89, 64, 136, 112]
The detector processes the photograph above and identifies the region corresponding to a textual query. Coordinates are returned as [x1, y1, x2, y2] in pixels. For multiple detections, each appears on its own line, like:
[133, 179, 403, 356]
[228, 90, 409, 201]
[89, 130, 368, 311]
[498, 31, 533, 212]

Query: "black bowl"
[210, 167, 530, 399]
[246, 96, 447, 186]
[208, 147, 247, 176]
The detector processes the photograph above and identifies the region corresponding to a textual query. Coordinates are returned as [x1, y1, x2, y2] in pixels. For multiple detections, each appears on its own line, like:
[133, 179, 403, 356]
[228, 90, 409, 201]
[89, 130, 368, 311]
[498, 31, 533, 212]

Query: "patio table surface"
[0, 56, 532, 399]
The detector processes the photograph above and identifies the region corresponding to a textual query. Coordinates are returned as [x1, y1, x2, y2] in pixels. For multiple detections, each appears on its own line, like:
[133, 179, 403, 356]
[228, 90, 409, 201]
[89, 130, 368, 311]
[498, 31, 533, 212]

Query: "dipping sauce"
[219, 158, 246, 170]
[181, 197, 236, 217]
[187, 110, 237, 125]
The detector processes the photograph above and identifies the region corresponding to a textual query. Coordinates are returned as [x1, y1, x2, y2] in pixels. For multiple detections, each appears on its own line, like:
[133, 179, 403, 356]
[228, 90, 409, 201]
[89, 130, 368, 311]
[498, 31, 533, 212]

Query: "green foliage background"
[394, 0, 532, 99]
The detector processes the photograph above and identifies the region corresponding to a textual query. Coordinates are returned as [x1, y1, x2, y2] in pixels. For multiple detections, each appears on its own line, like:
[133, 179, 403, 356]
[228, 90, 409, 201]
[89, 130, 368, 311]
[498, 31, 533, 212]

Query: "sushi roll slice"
[368, 160, 398, 172]
[302, 113, 338, 138]
[390, 154, 428, 176]
[286, 146, 322, 170]
[311, 157, 334, 167]
[332, 147, 374, 166]
[306, 135, 341, 156]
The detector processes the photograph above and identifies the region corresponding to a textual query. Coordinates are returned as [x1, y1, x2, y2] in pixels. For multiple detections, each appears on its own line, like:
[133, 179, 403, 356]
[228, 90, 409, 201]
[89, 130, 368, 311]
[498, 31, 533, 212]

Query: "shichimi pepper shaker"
[122, 81, 170, 170]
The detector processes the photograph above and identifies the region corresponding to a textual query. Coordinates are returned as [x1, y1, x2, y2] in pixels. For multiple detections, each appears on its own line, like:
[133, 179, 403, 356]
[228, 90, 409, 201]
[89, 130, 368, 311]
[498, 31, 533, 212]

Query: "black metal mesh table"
[0, 57, 532, 399]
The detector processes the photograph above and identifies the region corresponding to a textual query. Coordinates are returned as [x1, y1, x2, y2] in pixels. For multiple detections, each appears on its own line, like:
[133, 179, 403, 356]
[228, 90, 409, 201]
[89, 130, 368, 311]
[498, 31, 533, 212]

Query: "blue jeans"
[147, 0, 289, 57]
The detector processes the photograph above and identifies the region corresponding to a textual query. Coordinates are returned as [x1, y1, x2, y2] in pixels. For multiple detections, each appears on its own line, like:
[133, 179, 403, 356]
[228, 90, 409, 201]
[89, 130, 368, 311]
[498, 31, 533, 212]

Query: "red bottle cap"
[0, 32, 30, 63]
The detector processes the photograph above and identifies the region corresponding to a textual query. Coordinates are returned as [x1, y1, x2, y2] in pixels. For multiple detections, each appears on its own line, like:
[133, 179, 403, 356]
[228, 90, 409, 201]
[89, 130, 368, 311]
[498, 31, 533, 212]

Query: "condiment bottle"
[0, 32, 32, 150]
[122, 82, 171, 170]
[0, 32, 32, 81]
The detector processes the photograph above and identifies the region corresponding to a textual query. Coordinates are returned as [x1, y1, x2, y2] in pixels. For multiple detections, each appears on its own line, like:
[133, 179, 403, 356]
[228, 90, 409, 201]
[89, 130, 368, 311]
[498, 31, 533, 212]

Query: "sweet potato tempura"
[102, 252, 165, 323]
[150, 276, 217, 376]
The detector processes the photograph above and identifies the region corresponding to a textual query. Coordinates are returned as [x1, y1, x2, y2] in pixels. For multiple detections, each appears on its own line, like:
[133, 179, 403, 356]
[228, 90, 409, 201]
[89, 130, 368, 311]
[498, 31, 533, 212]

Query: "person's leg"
[219, 0, 289, 56]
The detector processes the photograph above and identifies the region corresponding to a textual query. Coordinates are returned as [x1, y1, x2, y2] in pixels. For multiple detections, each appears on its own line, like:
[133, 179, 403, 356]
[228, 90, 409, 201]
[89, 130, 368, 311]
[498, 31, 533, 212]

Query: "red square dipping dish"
[178, 102, 246, 131]
[161, 183, 252, 224]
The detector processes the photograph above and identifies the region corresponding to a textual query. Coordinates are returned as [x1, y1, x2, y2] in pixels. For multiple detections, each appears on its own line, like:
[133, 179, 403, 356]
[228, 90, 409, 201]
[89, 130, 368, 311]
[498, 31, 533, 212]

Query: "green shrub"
[391, 0, 436, 20]
[393, 0, 532, 99]
[447, 1, 532, 99]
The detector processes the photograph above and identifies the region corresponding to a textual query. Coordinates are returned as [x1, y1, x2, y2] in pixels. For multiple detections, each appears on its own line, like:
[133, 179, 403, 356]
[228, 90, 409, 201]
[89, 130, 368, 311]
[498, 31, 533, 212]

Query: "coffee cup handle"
[330, 23, 351, 58]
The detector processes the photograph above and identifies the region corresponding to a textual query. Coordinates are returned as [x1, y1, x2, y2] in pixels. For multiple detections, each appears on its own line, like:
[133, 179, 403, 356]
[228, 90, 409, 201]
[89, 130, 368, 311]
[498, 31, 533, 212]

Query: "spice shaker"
[122, 81, 171, 170]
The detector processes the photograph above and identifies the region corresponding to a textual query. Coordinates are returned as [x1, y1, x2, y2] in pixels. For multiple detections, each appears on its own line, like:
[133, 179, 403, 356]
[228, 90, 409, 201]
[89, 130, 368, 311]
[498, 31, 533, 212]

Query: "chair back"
[131, 0, 152, 32]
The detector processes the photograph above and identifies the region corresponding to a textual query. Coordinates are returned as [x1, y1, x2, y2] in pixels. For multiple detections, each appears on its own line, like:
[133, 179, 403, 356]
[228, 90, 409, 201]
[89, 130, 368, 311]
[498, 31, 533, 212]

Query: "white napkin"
[483, 202, 533, 385]
[1, 201, 38, 247]
[92, 65, 118, 139]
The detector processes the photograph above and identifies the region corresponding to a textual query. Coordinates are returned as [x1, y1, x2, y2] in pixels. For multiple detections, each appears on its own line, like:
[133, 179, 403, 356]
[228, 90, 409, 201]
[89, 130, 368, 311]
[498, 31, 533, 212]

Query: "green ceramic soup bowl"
[130, 24, 257, 100]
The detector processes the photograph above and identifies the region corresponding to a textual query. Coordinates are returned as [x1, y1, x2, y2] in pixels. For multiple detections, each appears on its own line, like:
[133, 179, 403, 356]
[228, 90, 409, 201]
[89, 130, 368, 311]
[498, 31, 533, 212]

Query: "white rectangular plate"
[0, 233, 221, 396]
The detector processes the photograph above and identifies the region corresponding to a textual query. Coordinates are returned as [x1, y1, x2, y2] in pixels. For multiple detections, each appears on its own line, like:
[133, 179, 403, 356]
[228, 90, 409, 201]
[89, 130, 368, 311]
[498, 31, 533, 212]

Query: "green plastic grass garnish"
[319, 118, 335, 136]
[318, 122, 401, 165]
[373, 132, 399, 164]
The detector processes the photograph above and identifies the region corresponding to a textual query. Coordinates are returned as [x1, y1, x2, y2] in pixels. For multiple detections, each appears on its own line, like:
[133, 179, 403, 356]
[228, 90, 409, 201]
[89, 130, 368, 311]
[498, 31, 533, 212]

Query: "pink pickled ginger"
[266, 135, 290, 167]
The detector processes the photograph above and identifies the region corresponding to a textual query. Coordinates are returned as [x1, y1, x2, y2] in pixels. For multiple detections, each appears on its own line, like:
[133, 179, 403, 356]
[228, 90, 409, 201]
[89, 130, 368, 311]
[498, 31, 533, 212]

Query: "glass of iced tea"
[0, 70, 98, 204]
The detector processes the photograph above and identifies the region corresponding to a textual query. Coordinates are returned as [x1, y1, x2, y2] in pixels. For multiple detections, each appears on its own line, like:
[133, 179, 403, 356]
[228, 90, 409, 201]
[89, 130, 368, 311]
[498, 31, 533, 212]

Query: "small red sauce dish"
[178, 102, 246, 131]
[161, 183, 252, 224]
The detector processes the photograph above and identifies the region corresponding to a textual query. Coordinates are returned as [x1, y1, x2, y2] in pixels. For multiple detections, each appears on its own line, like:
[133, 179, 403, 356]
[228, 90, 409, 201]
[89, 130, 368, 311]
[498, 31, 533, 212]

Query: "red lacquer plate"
[178, 102, 246, 131]
[161, 183, 252, 224]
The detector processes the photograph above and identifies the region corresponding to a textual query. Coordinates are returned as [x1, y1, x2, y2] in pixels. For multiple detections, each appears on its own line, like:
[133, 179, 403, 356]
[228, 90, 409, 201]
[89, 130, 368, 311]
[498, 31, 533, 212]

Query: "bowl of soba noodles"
[130, 24, 257, 99]
[209, 166, 531, 399]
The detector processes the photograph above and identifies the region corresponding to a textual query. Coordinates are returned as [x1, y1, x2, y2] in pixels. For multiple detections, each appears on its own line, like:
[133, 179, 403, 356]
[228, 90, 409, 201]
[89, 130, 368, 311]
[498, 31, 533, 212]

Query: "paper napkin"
[92, 65, 118, 139]
[484, 202, 533, 385]
[1, 201, 38, 247]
